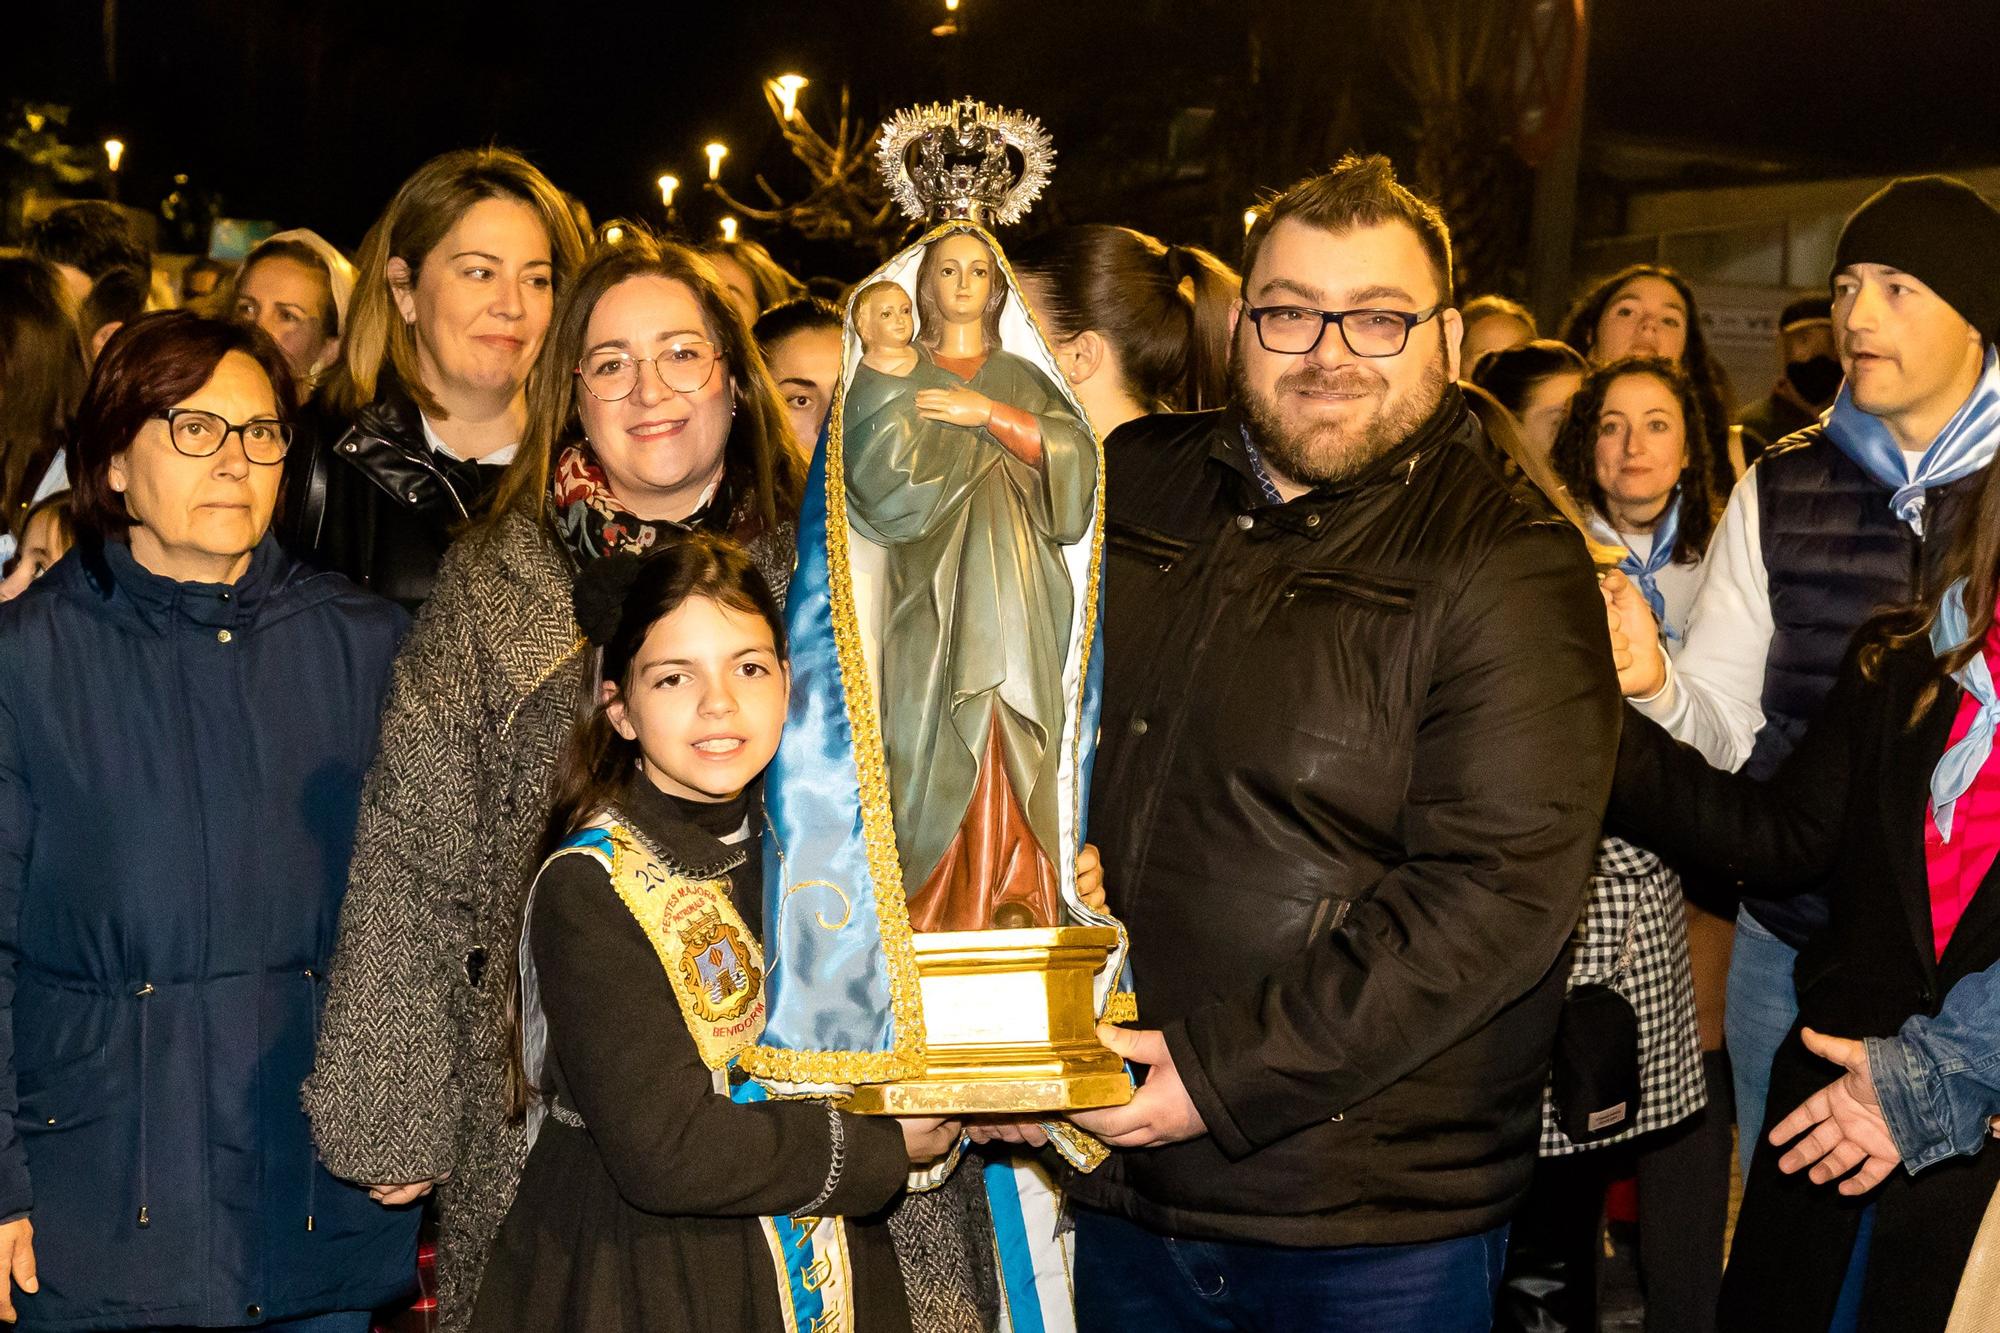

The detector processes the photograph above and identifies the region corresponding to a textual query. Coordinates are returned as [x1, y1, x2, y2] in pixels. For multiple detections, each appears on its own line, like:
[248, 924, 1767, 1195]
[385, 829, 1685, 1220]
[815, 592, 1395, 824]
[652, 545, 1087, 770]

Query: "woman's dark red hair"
[69, 310, 296, 541]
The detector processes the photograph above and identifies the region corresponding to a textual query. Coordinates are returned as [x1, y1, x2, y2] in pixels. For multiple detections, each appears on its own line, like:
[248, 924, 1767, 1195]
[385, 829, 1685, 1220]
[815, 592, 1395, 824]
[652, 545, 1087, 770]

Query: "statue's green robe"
[842, 347, 1096, 900]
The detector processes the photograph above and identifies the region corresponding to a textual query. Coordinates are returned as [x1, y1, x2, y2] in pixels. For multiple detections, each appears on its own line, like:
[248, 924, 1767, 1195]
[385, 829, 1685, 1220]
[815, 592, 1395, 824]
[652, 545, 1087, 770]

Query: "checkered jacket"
[1538, 835, 1707, 1155]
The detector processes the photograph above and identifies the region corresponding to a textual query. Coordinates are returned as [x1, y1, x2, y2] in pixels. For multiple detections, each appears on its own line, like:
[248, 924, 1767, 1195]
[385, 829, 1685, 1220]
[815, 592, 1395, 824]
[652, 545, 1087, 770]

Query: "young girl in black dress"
[472, 533, 958, 1333]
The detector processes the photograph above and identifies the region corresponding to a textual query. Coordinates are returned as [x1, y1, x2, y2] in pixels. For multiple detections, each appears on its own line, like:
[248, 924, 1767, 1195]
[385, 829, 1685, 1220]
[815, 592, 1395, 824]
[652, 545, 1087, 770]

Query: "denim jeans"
[1073, 1207, 1509, 1332]
[1726, 907, 1799, 1157]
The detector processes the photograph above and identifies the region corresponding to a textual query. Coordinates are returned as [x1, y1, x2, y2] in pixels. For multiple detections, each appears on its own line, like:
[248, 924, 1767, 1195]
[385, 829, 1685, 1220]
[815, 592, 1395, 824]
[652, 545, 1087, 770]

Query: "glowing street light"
[104, 138, 125, 174]
[771, 74, 808, 121]
[705, 142, 729, 181]
[718, 216, 739, 244]
[658, 174, 680, 209]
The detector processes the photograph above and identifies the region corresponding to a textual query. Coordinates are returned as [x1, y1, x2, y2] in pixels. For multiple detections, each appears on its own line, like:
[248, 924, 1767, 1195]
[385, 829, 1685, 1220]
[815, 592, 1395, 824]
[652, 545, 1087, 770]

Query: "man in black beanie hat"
[1736, 294, 1839, 464]
[1605, 171, 2000, 1237]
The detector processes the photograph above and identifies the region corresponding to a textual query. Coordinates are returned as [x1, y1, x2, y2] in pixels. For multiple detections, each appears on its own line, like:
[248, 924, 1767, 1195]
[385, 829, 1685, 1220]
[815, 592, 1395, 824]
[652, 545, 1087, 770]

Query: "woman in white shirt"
[1497, 355, 1726, 1333]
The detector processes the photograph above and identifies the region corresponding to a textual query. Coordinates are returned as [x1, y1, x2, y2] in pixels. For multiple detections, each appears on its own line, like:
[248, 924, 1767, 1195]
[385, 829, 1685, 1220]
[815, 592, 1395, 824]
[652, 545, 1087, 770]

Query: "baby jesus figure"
[854, 280, 921, 377]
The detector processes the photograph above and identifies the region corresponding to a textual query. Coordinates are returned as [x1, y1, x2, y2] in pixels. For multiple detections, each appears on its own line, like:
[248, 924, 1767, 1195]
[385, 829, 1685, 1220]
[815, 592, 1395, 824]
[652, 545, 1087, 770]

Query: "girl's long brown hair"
[484, 228, 804, 541]
[502, 532, 788, 1120]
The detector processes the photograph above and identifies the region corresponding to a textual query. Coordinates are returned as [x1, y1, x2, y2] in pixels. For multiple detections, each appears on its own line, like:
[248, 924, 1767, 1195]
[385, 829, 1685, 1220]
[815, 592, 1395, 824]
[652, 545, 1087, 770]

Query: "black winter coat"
[1611, 636, 2000, 1333]
[0, 537, 417, 1329]
[281, 376, 507, 612]
[1068, 393, 1621, 1247]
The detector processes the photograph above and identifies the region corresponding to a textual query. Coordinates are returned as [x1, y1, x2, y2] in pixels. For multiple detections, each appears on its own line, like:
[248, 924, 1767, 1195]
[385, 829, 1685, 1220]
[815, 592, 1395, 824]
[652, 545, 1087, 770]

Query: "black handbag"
[1550, 901, 1643, 1144]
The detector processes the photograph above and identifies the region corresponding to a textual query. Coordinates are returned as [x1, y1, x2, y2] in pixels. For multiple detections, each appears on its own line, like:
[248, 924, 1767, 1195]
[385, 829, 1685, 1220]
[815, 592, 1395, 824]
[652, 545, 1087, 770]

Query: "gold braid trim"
[739, 260, 937, 1082]
[1101, 991, 1138, 1024]
[1042, 1121, 1111, 1173]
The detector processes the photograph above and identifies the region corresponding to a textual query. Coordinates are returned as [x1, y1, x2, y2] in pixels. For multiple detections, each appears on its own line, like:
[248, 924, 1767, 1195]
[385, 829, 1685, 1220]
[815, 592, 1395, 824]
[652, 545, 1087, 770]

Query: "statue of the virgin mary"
[739, 101, 1131, 1123]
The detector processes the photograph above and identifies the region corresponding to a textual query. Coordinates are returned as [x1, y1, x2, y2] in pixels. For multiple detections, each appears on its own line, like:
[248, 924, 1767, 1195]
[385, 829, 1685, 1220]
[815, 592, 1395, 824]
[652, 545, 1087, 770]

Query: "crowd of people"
[1, 141, 1998, 1333]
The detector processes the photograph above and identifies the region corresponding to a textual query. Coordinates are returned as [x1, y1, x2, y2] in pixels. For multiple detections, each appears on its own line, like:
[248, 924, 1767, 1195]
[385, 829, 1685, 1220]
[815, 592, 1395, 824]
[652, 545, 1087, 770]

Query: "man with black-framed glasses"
[1061, 154, 1620, 1331]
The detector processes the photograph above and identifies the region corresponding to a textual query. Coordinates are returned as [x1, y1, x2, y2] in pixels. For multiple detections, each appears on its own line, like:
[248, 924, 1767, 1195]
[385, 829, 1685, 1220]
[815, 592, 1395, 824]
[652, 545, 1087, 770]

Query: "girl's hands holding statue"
[914, 387, 995, 429]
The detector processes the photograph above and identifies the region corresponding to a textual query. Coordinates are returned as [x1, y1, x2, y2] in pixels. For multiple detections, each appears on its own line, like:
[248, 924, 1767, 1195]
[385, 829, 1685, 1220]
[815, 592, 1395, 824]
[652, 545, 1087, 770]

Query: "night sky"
[7, 0, 1999, 270]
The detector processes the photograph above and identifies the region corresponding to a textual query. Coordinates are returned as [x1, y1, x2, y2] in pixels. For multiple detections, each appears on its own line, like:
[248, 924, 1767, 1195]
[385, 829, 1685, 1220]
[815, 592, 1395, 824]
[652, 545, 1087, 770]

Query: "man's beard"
[1233, 333, 1451, 490]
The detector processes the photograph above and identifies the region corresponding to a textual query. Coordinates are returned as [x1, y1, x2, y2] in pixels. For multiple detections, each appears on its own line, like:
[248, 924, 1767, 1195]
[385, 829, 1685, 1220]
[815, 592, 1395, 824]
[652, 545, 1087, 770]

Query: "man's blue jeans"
[1074, 1206, 1509, 1332]
[1726, 907, 1799, 1162]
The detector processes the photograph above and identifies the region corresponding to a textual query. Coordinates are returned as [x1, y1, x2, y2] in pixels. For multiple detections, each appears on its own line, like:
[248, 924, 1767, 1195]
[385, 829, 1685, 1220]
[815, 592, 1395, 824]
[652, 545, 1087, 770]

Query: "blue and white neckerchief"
[1237, 425, 1286, 508]
[1824, 344, 2000, 536]
[1591, 494, 1684, 646]
[1928, 577, 2000, 842]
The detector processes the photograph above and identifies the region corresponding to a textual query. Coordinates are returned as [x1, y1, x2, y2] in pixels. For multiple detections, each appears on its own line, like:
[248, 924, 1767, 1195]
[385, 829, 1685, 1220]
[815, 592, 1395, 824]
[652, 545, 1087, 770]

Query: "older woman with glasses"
[0, 311, 416, 1330]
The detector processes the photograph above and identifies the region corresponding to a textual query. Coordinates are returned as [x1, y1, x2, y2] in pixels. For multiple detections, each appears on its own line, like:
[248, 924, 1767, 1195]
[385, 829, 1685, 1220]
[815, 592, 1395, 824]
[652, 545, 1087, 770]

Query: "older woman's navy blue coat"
[0, 536, 418, 1330]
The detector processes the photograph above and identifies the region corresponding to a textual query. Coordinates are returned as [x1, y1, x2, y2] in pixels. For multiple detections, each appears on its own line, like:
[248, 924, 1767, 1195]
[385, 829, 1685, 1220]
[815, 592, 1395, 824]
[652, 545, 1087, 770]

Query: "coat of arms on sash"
[677, 901, 760, 1020]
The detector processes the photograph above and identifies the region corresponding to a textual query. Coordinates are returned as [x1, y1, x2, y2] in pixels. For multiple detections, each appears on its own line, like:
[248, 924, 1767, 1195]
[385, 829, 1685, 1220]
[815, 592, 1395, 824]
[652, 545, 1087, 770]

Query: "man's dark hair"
[82, 265, 150, 339]
[752, 295, 841, 351]
[1241, 155, 1455, 306]
[26, 201, 150, 282]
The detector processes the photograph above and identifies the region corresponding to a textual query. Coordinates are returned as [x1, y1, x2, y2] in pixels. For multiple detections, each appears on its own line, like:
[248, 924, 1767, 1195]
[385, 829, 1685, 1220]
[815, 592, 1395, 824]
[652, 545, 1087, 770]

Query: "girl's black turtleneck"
[618, 773, 764, 932]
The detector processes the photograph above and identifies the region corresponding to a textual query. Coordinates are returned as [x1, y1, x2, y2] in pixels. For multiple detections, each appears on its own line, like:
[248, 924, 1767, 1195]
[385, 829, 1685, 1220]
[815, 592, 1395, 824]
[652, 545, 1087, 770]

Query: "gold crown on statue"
[877, 98, 1055, 228]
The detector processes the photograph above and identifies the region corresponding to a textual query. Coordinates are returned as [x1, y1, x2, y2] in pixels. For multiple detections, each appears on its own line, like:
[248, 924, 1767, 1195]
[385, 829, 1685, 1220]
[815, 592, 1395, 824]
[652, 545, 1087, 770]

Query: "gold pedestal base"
[841, 925, 1133, 1115]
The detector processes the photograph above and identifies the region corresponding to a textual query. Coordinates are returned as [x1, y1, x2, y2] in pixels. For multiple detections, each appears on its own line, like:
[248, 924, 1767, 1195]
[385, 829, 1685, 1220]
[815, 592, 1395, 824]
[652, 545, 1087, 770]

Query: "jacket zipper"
[1285, 570, 1419, 612]
[305, 967, 321, 1231]
[134, 981, 153, 1227]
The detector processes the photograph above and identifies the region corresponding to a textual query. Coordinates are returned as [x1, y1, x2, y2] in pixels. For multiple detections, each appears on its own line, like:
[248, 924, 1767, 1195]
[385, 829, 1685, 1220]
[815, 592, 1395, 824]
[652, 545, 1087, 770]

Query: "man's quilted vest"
[1746, 428, 1978, 945]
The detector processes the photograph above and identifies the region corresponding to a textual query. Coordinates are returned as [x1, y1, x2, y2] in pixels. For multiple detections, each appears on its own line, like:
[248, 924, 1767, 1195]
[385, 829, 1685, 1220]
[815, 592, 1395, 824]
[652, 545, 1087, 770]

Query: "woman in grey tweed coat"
[301, 236, 805, 1330]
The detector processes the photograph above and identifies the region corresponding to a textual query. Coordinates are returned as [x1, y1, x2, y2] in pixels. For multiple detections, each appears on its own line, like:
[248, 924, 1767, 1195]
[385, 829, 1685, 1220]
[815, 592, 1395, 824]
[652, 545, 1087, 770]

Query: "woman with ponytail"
[1011, 225, 1236, 435]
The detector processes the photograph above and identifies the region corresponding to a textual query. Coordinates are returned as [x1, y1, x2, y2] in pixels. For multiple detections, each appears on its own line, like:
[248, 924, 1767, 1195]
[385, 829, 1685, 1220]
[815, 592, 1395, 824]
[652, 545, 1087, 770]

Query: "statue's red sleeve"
[985, 402, 1044, 468]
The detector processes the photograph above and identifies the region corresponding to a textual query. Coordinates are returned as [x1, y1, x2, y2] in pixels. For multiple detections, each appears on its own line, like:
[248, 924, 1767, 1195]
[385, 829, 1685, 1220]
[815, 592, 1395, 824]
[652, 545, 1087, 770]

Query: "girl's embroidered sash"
[552, 815, 859, 1332]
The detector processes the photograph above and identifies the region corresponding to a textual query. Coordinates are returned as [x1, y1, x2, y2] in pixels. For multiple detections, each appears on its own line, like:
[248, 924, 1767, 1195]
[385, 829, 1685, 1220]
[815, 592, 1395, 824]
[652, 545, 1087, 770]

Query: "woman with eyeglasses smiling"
[303, 230, 807, 1331]
[0, 311, 417, 1330]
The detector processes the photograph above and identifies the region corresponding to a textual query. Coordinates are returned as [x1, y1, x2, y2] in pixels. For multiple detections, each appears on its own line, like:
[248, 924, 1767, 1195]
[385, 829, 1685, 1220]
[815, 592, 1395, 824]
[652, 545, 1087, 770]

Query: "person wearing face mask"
[1564, 263, 1742, 494]
[1738, 295, 1843, 465]
[230, 230, 358, 396]
[303, 232, 804, 1333]
[1605, 176, 2000, 1277]
[281, 149, 587, 611]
